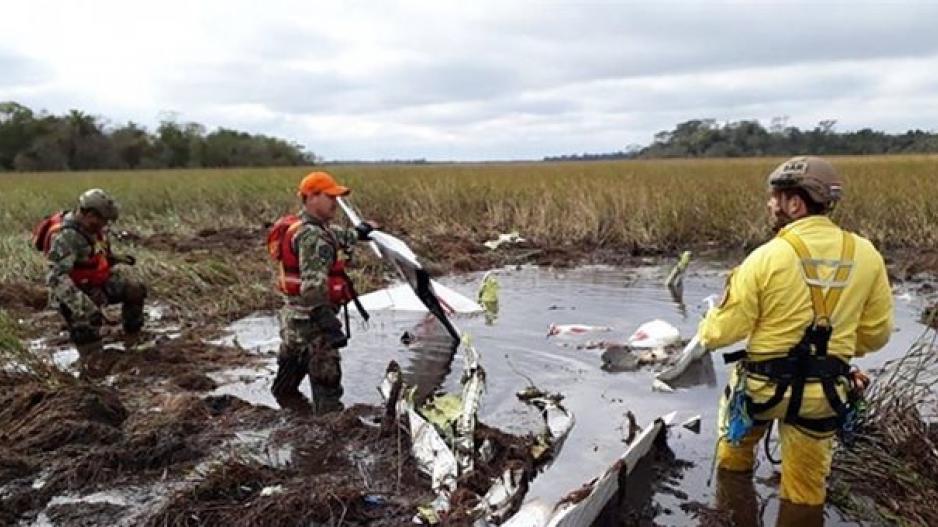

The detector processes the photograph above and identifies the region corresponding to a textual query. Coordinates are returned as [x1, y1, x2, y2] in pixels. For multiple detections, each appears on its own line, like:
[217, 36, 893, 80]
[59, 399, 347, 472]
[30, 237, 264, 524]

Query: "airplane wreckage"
[335, 200, 706, 524]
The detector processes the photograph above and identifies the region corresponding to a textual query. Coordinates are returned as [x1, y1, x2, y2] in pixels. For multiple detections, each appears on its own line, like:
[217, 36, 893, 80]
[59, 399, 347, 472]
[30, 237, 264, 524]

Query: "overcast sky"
[2, 0, 937, 161]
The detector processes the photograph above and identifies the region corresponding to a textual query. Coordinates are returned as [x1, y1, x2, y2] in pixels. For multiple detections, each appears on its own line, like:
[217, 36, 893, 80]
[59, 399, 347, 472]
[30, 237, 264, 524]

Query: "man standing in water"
[36, 188, 146, 377]
[267, 171, 372, 413]
[697, 157, 893, 524]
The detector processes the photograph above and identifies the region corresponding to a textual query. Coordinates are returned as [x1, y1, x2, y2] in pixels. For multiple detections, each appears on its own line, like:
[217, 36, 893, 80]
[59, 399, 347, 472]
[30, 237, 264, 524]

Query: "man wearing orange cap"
[266, 171, 374, 413]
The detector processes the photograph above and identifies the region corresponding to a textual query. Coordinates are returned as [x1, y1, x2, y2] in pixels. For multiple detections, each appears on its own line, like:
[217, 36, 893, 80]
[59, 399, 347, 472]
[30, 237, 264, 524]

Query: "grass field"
[2, 155, 937, 329]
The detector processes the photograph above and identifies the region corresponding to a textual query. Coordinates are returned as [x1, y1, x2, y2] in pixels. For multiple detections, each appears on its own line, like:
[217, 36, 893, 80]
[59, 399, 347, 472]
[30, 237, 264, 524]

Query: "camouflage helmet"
[767, 156, 842, 210]
[78, 188, 119, 221]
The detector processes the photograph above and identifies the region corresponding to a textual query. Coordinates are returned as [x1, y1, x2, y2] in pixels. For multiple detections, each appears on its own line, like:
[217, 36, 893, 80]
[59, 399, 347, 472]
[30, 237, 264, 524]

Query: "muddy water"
[214, 263, 930, 526]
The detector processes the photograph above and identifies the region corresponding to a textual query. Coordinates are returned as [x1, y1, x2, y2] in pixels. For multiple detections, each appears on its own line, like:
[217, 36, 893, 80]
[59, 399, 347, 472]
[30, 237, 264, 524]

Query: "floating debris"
[547, 324, 613, 338]
[478, 271, 500, 324]
[680, 415, 702, 434]
[601, 345, 641, 372]
[628, 319, 680, 349]
[664, 251, 692, 288]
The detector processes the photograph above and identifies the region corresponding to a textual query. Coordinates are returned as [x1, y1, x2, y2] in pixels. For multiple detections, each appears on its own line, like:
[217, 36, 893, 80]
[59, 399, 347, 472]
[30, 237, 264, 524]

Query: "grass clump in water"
[831, 327, 938, 526]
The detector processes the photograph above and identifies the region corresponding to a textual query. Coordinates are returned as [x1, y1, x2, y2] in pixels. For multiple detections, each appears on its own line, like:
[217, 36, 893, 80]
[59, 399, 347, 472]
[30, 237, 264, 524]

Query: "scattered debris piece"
[501, 412, 676, 527]
[400, 330, 416, 346]
[628, 319, 680, 349]
[478, 271, 500, 324]
[259, 485, 284, 497]
[483, 231, 527, 251]
[339, 197, 480, 341]
[357, 282, 483, 315]
[664, 250, 692, 290]
[600, 345, 640, 373]
[547, 324, 613, 338]
[622, 411, 641, 445]
[921, 303, 938, 328]
[379, 335, 574, 525]
[653, 295, 718, 391]
[680, 415, 702, 434]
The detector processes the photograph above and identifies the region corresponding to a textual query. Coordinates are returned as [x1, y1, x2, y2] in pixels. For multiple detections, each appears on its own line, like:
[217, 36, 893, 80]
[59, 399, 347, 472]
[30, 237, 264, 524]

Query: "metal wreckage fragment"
[378, 336, 575, 524]
[379, 335, 677, 526]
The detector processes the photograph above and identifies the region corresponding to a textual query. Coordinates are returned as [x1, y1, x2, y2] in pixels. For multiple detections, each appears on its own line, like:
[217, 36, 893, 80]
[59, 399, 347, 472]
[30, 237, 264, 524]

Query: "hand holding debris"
[355, 221, 377, 241]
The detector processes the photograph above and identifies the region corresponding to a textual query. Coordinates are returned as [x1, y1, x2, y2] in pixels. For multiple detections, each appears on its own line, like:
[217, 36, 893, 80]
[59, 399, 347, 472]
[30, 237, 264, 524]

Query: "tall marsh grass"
[1, 156, 936, 320]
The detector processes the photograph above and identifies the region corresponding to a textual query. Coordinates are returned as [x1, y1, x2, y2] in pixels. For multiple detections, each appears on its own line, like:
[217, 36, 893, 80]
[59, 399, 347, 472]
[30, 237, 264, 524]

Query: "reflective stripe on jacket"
[699, 215, 893, 361]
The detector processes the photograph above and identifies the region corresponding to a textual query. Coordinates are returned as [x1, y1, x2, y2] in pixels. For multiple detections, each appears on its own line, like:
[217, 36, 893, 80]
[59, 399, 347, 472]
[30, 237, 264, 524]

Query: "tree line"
[0, 102, 315, 172]
[545, 118, 938, 161]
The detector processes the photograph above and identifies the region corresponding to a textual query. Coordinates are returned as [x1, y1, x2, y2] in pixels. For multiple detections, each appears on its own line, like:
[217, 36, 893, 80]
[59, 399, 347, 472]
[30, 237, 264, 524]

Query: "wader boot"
[309, 345, 343, 414]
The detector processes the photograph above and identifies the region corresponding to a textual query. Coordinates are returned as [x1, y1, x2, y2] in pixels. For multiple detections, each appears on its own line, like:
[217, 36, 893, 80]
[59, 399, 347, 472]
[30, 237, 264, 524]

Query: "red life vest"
[267, 215, 356, 306]
[33, 211, 111, 288]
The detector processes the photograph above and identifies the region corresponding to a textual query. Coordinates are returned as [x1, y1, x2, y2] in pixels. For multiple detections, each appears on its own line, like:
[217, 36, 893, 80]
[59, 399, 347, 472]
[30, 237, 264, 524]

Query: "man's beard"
[770, 209, 794, 233]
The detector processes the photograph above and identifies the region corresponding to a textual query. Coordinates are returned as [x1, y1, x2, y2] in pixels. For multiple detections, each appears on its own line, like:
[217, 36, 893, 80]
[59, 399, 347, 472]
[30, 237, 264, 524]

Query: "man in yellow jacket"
[698, 156, 893, 511]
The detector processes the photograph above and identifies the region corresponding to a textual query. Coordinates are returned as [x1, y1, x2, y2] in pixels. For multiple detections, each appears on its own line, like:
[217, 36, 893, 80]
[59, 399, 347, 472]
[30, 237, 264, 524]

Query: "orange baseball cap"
[297, 171, 350, 198]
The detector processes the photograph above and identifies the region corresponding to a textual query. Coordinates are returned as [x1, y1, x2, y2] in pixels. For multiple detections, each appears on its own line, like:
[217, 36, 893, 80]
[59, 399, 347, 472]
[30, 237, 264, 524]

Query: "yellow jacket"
[699, 215, 893, 361]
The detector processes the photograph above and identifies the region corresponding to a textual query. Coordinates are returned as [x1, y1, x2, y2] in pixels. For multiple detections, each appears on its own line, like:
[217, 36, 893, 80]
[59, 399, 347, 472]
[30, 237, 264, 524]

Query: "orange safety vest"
[267, 215, 356, 305]
[33, 211, 111, 288]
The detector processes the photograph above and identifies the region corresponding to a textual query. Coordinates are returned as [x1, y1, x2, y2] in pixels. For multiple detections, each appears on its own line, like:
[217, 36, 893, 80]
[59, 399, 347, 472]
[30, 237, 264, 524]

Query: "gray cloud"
[4, 0, 938, 160]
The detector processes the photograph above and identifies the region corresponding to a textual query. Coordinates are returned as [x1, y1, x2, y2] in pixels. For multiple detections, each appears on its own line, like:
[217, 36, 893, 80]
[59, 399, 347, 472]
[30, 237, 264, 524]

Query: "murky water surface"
[214, 263, 929, 526]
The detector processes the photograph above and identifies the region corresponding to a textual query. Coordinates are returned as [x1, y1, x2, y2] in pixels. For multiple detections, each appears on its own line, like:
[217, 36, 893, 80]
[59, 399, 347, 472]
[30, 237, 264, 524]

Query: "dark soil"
[0, 279, 48, 311]
[106, 333, 254, 385]
[1, 327, 545, 526]
[45, 501, 129, 527]
[172, 371, 219, 391]
[147, 403, 542, 527]
[137, 226, 266, 254]
[0, 322, 277, 524]
[885, 248, 938, 282]
[148, 404, 432, 527]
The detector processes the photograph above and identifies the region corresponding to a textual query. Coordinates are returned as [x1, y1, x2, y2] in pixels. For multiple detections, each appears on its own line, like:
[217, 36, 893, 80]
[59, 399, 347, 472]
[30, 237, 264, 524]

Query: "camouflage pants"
[271, 306, 346, 413]
[54, 273, 148, 347]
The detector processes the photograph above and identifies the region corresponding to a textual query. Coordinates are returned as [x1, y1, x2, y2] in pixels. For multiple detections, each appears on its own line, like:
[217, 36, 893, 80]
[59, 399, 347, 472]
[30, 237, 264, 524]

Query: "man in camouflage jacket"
[270, 171, 371, 413]
[44, 189, 146, 376]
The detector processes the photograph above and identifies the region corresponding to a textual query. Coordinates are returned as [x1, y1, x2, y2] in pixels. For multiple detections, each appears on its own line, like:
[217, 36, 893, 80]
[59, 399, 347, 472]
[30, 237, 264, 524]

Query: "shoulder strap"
[283, 218, 305, 261]
[779, 228, 856, 327]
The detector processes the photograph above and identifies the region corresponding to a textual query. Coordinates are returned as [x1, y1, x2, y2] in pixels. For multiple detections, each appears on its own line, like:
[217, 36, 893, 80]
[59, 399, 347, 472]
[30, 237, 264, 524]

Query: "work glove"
[848, 368, 870, 396]
[355, 221, 376, 241]
[109, 254, 137, 266]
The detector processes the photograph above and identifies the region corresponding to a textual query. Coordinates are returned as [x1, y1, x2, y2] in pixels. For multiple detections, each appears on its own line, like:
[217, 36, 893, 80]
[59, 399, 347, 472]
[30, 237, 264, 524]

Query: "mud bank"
[1, 333, 547, 526]
[0, 370, 276, 525]
[11, 225, 932, 333]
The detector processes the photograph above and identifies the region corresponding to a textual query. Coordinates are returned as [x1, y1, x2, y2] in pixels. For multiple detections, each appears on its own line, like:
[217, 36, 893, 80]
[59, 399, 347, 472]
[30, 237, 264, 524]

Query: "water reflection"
[716, 468, 825, 527]
[399, 314, 458, 403]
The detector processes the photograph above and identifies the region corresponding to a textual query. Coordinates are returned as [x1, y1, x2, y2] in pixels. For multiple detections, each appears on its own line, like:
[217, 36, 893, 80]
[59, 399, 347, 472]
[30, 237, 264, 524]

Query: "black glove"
[354, 222, 374, 241]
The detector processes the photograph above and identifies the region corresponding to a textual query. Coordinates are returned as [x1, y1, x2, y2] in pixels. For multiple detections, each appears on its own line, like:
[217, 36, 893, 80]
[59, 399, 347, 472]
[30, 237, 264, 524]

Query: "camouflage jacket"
[287, 210, 358, 310]
[46, 211, 112, 314]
